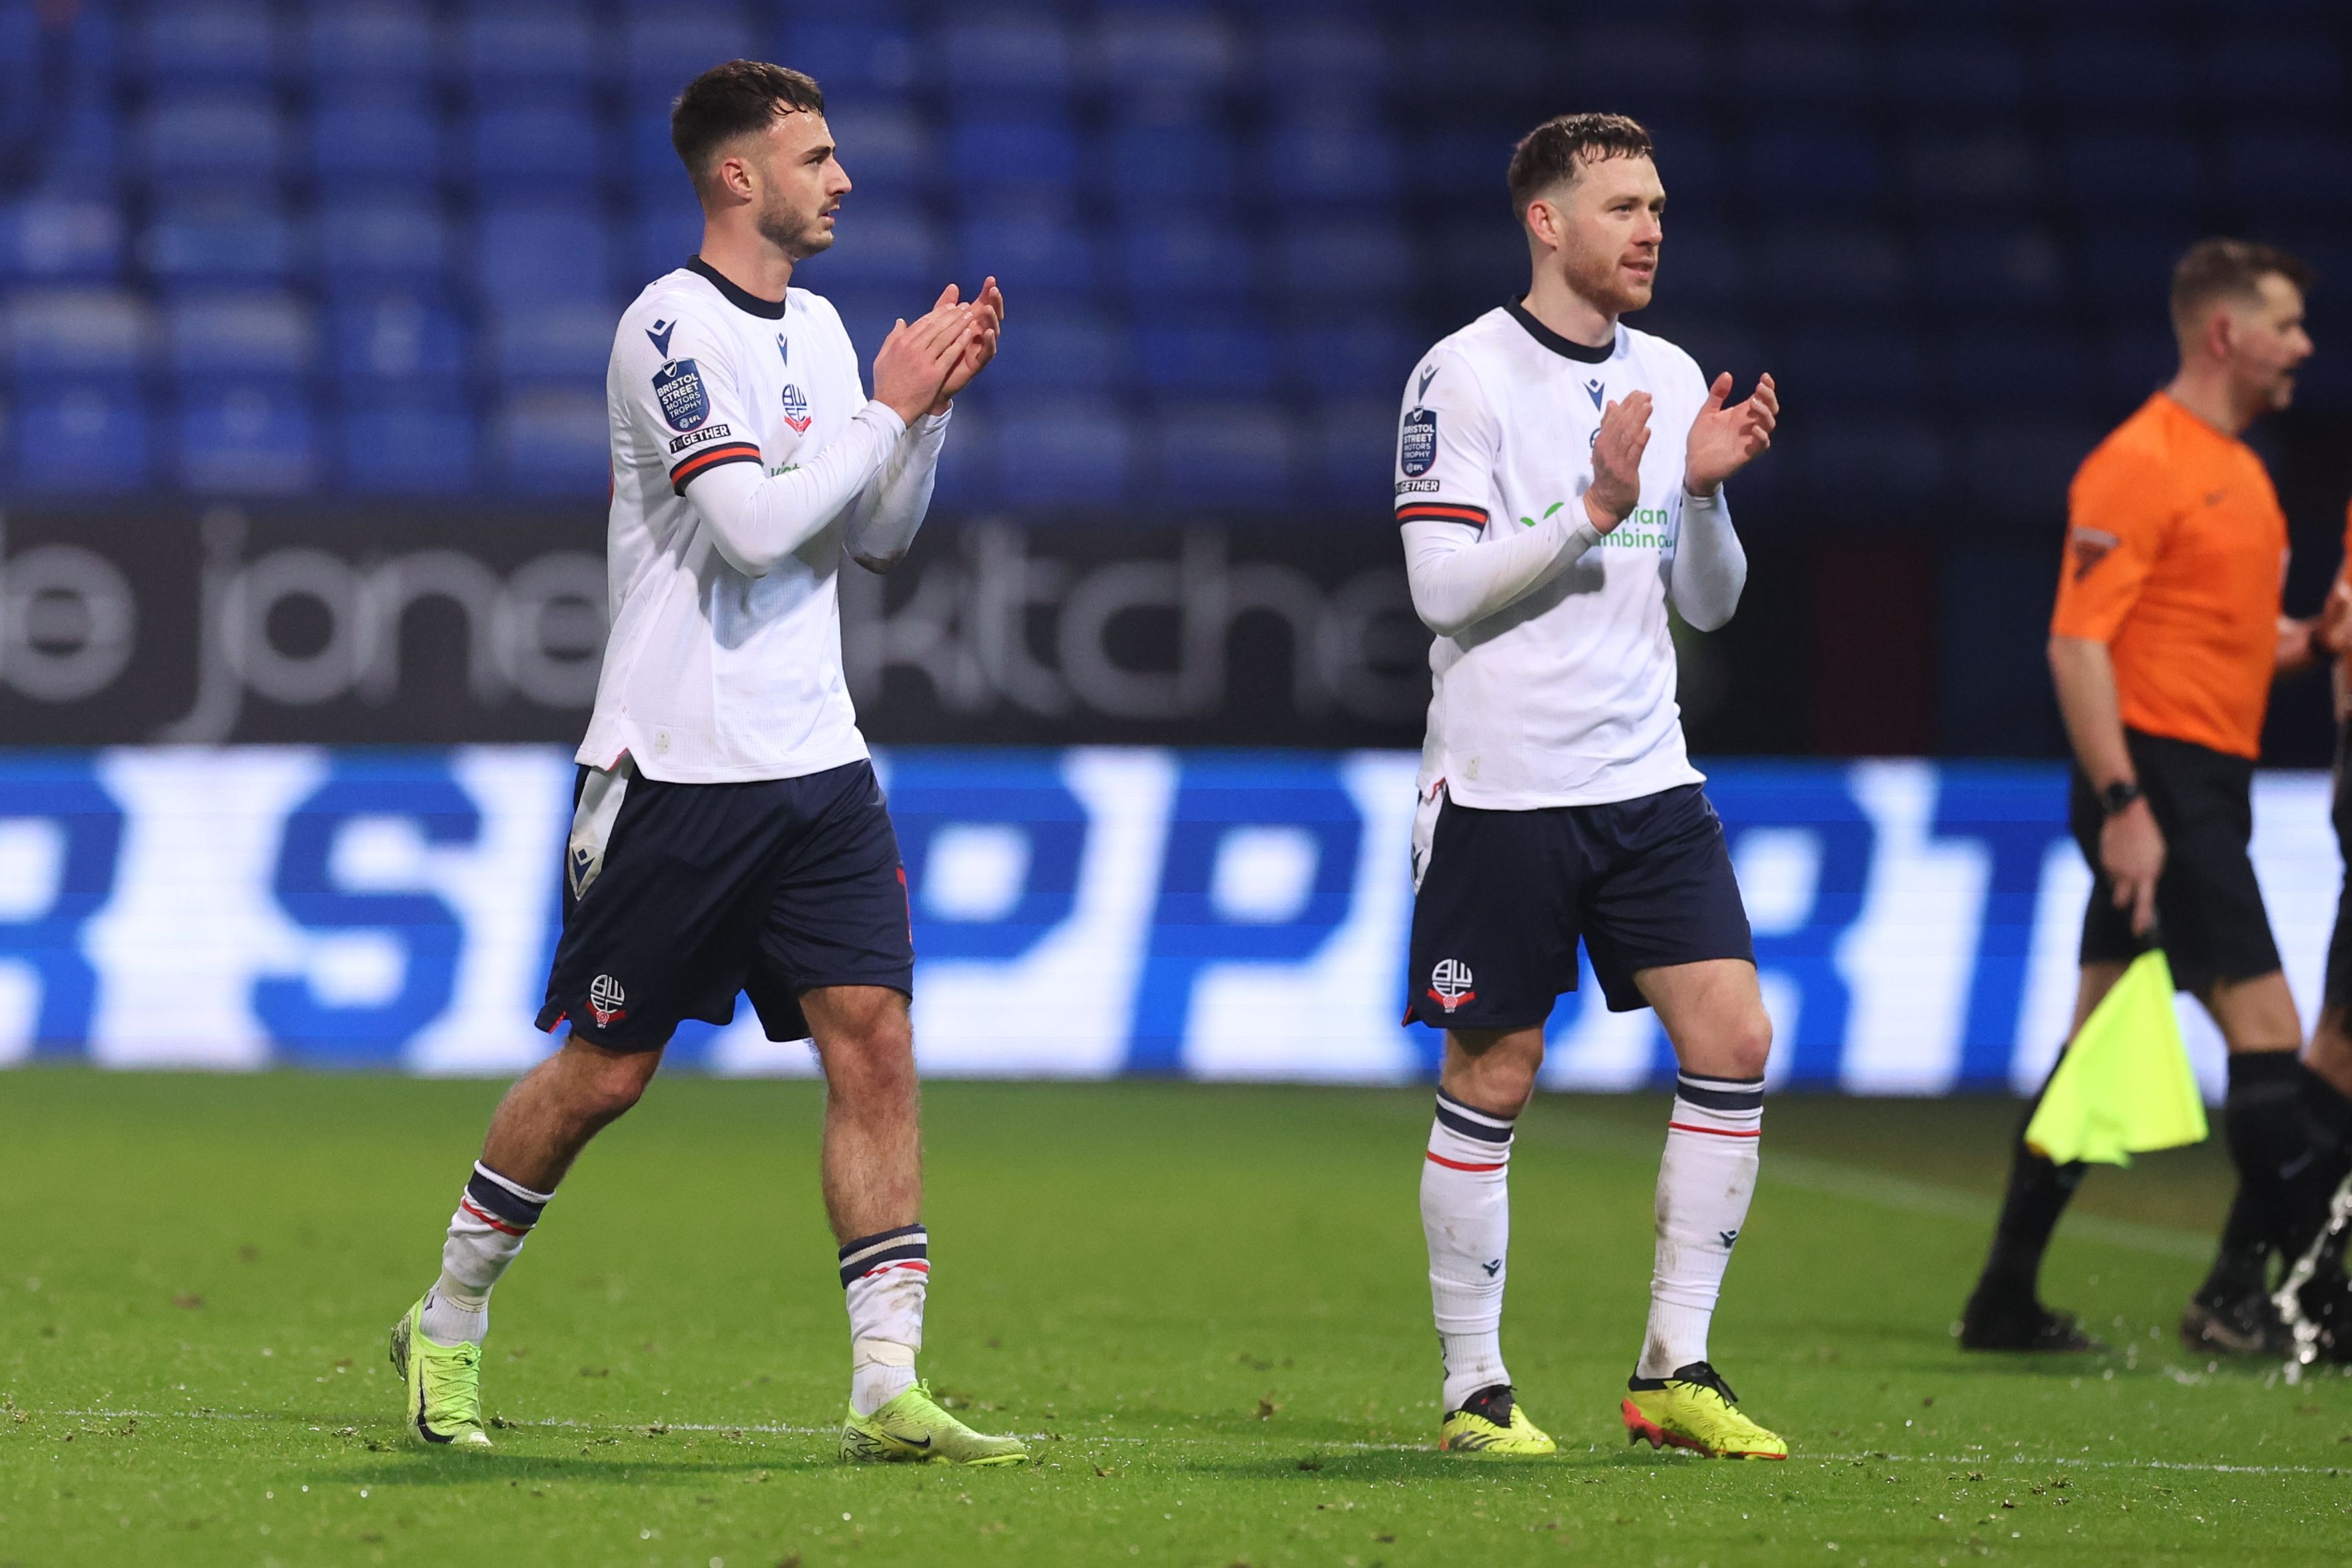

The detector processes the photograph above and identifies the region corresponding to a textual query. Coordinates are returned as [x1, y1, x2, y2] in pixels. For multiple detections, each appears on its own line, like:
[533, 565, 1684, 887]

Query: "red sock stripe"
[1424, 1151, 1506, 1172]
[459, 1197, 531, 1237]
[1665, 1121, 1762, 1139]
[860, 1259, 931, 1279]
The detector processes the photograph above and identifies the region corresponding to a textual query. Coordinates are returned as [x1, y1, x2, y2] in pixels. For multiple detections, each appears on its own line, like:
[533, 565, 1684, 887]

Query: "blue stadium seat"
[1779, 321, 1924, 410]
[2060, 132, 2207, 212]
[495, 389, 611, 494]
[1148, 401, 1296, 508]
[135, 91, 283, 186]
[174, 384, 318, 494]
[459, 5, 597, 91]
[824, 103, 930, 200]
[932, 17, 1071, 101]
[1797, 416, 1946, 503]
[13, 385, 152, 493]
[488, 303, 616, 389]
[1886, 32, 2027, 115]
[318, 197, 449, 291]
[1923, 226, 2068, 311]
[1657, 218, 1749, 306]
[1273, 220, 1412, 304]
[974, 306, 1127, 394]
[1904, 131, 2040, 208]
[13, 93, 121, 194]
[465, 105, 608, 190]
[780, 21, 917, 94]
[925, 403, 994, 509]
[310, 95, 445, 192]
[2224, 130, 2352, 210]
[1757, 224, 1908, 308]
[2042, 32, 2186, 116]
[1278, 322, 1416, 401]
[1938, 325, 2089, 406]
[811, 202, 938, 287]
[5, 288, 150, 383]
[1743, 123, 1887, 207]
[166, 294, 316, 380]
[1262, 116, 1397, 205]
[1136, 314, 1276, 395]
[1257, 17, 1388, 107]
[621, 5, 753, 100]
[1424, 222, 1528, 314]
[2203, 37, 2343, 109]
[0, 198, 123, 281]
[143, 198, 301, 288]
[631, 191, 705, 292]
[1104, 120, 1235, 208]
[1570, 26, 1709, 107]
[958, 210, 1097, 299]
[1410, 126, 1519, 201]
[1421, 21, 1551, 106]
[341, 404, 481, 494]
[472, 206, 614, 311]
[1095, 7, 1235, 98]
[299, 3, 436, 84]
[1120, 217, 1254, 301]
[329, 294, 467, 397]
[1734, 27, 1869, 109]
[131, 2, 274, 87]
[1307, 399, 1398, 509]
[991, 401, 1130, 507]
[947, 117, 1079, 196]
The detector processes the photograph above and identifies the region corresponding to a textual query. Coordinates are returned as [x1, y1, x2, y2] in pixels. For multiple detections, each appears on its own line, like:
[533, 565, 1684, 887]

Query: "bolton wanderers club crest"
[1426, 957, 1476, 1014]
[652, 359, 708, 432]
[780, 383, 812, 433]
[587, 973, 628, 1027]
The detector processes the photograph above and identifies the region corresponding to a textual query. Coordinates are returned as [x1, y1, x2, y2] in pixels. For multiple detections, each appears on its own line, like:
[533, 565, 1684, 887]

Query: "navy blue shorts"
[1404, 782, 1755, 1031]
[537, 758, 913, 1051]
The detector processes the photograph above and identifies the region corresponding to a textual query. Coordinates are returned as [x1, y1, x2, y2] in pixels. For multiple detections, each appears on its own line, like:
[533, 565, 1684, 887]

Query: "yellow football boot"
[1621, 1362, 1787, 1459]
[1438, 1384, 1556, 1454]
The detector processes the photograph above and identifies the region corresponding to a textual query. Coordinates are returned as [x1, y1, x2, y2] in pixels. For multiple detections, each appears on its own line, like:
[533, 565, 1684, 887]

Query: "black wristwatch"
[2098, 780, 2144, 818]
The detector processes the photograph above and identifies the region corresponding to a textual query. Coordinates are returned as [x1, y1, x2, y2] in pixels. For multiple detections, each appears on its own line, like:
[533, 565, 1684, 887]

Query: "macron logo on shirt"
[646, 320, 676, 358]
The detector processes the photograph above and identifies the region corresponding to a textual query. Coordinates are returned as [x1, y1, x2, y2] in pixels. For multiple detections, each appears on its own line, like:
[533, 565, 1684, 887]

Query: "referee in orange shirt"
[1960, 240, 2352, 1356]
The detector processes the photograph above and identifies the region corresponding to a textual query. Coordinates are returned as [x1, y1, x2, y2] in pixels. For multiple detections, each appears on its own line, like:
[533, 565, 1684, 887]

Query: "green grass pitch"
[3, 1071, 2349, 1567]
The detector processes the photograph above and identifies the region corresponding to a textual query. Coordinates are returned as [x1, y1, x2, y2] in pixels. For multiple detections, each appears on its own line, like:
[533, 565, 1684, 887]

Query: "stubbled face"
[1530, 154, 1665, 315]
[723, 109, 852, 260]
[2213, 273, 2313, 413]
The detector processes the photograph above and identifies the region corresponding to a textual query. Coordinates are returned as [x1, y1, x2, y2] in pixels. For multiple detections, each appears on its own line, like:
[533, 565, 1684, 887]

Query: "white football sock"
[420, 1162, 551, 1346]
[1421, 1089, 1516, 1412]
[1638, 1072, 1763, 1379]
[840, 1224, 928, 1416]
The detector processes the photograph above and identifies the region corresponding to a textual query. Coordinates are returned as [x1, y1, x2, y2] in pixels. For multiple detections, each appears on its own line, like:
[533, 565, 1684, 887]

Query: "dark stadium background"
[4, 0, 2348, 762]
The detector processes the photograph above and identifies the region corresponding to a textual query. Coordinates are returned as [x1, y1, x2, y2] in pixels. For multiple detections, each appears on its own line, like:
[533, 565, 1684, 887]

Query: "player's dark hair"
[1507, 113, 1655, 216]
[2170, 238, 2315, 335]
[671, 59, 826, 192]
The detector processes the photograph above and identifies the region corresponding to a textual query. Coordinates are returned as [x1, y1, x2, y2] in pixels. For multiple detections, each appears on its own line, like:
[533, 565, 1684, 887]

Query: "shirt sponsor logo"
[780, 383, 812, 434]
[1400, 407, 1437, 477]
[1396, 479, 1440, 494]
[653, 358, 709, 432]
[1426, 957, 1476, 1014]
[667, 422, 735, 455]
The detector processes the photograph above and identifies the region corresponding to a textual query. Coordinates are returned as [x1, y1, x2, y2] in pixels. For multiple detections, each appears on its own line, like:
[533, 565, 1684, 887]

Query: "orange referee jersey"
[2048, 392, 2288, 760]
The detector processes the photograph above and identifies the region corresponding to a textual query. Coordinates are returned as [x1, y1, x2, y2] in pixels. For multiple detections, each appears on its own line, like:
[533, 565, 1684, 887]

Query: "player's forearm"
[1402, 512, 1602, 639]
[844, 409, 950, 573]
[2050, 635, 2136, 787]
[685, 402, 908, 577]
[1667, 487, 1745, 632]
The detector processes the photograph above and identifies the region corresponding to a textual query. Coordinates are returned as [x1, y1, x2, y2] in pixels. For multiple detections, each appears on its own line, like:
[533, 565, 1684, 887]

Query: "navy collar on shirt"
[688, 256, 788, 320]
[1506, 296, 1615, 364]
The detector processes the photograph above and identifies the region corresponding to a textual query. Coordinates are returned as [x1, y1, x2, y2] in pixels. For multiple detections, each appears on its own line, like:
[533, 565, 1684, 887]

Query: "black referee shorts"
[536, 758, 914, 1051]
[1403, 782, 1755, 1032]
[2070, 728, 2279, 995]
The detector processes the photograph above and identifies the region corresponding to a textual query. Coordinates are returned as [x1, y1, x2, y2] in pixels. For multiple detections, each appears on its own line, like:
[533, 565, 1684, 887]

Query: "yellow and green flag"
[2023, 949, 2209, 1166]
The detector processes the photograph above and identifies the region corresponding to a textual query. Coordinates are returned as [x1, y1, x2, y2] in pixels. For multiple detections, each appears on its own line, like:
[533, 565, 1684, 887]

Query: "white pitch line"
[33, 1410, 2345, 1477]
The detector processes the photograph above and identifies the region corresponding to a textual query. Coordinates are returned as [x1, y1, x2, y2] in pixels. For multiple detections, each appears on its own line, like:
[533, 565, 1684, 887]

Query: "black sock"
[2300, 1065, 2352, 1182]
[2225, 1051, 2331, 1258]
[2200, 1186, 2272, 1298]
[1976, 1078, 2087, 1302]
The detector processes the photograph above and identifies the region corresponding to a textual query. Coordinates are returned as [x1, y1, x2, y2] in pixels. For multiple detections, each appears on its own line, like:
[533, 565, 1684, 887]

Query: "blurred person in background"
[1959, 239, 2352, 1360]
[1394, 113, 1785, 1459]
[388, 60, 1029, 1466]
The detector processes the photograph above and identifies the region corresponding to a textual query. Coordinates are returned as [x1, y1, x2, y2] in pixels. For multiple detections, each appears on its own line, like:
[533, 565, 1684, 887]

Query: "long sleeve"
[1404, 511, 1605, 639]
[1667, 487, 1746, 631]
[681, 401, 907, 577]
[844, 407, 951, 573]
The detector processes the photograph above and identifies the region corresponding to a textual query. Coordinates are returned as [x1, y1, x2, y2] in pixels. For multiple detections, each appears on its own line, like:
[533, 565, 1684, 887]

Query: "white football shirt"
[1396, 301, 1720, 810]
[581, 258, 946, 783]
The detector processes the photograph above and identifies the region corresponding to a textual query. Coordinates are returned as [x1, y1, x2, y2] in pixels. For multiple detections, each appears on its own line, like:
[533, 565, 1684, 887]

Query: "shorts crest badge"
[587, 973, 628, 1028]
[1426, 957, 1476, 1014]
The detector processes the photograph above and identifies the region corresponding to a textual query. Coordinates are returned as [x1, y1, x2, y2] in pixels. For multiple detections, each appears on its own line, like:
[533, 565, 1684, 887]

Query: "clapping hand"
[1684, 372, 1778, 497]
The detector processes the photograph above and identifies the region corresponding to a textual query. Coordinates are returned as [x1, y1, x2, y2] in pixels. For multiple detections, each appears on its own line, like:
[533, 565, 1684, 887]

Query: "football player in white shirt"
[1397, 114, 1787, 1459]
[389, 61, 1029, 1467]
